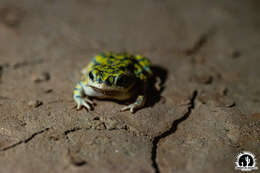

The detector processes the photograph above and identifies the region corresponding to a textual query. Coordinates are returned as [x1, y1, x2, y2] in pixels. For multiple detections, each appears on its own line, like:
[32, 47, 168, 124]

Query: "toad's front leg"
[121, 94, 146, 113]
[73, 81, 94, 111]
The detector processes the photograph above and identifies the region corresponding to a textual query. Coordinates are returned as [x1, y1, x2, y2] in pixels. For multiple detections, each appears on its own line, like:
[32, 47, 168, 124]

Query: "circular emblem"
[235, 151, 258, 171]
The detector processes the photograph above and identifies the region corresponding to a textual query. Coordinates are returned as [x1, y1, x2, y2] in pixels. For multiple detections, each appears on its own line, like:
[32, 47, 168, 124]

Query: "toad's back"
[84, 52, 152, 82]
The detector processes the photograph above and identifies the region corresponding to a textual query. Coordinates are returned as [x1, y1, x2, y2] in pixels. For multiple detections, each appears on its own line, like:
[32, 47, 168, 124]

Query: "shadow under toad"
[146, 65, 168, 107]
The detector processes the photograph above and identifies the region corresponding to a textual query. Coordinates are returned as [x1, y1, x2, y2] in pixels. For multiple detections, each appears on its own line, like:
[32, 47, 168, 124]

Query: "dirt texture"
[0, 0, 259, 173]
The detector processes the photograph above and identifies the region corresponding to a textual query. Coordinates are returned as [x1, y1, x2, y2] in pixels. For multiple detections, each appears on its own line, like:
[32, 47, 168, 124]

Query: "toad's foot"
[121, 103, 139, 113]
[75, 97, 94, 111]
[121, 95, 145, 113]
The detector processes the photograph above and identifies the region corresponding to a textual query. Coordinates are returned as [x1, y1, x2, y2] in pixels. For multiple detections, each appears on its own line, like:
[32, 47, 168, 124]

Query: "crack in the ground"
[64, 127, 82, 136]
[64, 127, 83, 141]
[0, 127, 50, 151]
[151, 90, 197, 173]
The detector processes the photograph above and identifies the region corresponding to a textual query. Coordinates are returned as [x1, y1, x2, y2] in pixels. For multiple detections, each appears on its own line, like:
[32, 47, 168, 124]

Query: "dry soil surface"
[0, 0, 259, 173]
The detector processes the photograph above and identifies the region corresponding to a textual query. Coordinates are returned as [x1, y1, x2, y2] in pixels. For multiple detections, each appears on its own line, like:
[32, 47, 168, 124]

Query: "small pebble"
[32, 72, 50, 83]
[68, 149, 87, 166]
[0, 7, 22, 27]
[219, 86, 228, 96]
[95, 122, 106, 130]
[44, 88, 53, 93]
[231, 50, 241, 59]
[28, 100, 43, 108]
[70, 154, 87, 166]
[199, 75, 213, 84]
[193, 74, 213, 84]
[213, 96, 235, 108]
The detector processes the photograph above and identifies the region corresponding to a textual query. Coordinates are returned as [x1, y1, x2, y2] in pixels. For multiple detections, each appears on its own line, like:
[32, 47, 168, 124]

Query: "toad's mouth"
[90, 86, 120, 96]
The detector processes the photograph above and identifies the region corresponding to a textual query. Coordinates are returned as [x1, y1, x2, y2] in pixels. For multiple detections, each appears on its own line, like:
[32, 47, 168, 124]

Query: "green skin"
[73, 52, 152, 113]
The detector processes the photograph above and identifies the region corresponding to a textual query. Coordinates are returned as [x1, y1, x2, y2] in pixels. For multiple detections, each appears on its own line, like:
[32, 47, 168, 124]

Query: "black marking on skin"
[116, 75, 130, 87]
[105, 76, 114, 86]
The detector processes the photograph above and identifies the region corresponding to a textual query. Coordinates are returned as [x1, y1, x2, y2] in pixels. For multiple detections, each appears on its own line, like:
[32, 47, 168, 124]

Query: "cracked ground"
[0, 0, 260, 173]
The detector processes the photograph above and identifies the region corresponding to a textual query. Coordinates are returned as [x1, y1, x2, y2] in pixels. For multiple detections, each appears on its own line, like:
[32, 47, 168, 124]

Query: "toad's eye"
[116, 75, 130, 87]
[89, 71, 94, 81]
